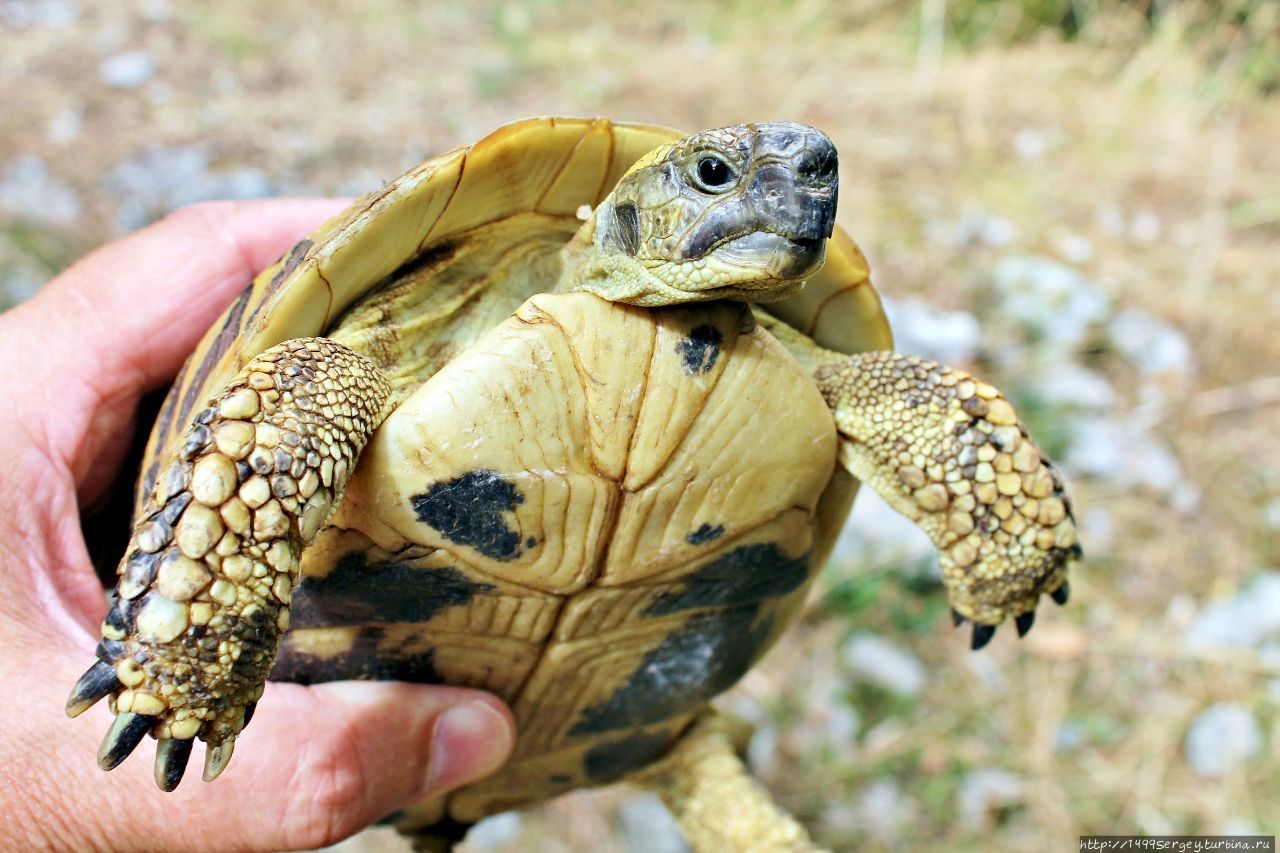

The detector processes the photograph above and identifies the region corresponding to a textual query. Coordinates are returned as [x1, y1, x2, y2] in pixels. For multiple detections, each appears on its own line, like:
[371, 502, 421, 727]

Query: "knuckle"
[162, 199, 244, 228]
[278, 726, 373, 849]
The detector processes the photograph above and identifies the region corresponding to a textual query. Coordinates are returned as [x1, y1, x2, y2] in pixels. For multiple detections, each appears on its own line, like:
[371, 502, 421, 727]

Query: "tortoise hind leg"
[632, 712, 823, 852]
[66, 338, 391, 789]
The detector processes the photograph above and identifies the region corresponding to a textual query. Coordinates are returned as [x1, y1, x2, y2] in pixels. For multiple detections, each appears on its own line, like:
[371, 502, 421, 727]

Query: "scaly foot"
[67, 338, 390, 789]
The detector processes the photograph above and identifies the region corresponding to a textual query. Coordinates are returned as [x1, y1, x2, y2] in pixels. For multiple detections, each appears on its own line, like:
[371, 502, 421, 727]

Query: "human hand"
[0, 200, 516, 851]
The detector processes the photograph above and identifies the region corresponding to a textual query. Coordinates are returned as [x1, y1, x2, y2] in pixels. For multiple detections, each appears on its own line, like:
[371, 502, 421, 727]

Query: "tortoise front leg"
[66, 338, 391, 789]
[814, 351, 1079, 646]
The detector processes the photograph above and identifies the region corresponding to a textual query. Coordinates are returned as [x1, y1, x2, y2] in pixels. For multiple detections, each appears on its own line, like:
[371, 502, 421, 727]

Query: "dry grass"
[2, 1, 1278, 849]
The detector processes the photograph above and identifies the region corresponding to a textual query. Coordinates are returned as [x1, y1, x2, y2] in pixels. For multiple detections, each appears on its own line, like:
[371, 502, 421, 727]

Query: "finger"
[0, 199, 348, 501]
[38, 672, 515, 852]
[14, 198, 349, 400]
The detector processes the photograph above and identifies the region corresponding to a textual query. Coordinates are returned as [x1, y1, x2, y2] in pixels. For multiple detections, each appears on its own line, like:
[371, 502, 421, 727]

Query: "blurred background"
[2, 0, 1278, 849]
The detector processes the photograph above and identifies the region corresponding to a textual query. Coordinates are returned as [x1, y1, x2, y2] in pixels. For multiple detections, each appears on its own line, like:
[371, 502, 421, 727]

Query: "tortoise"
[66, 117, 1079, 850]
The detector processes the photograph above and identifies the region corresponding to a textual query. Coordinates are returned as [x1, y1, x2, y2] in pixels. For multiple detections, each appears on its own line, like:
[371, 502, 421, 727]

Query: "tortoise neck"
[555, 211, 694, 308]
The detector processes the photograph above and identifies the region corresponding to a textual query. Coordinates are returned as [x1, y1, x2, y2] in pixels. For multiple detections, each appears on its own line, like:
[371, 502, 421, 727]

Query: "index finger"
[12, 198, 349, 400]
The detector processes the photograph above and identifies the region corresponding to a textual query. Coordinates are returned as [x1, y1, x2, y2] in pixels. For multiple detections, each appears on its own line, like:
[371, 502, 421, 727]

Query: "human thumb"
[35, 672, 515, 852]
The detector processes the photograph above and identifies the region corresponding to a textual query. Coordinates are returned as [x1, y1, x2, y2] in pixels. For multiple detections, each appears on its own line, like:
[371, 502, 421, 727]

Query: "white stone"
[46, 108, 82, 144]
[1063, 416, 1182, 495]
[1013, 128, 1048, 160]
[0, 0, 76, 28]
[106, 144, 274, 230]
[835, 489, 935, 572]
[1055, 233, 1094, 263]
[991, 255, 1110, 353]
[1131, 211, 1162, 242]
[463, 811, 523, 851]
[1027, 362, 1116, 411]
[957, 768, 1023, 830]
[880, 296, 981, 365]
[840, 634, 927, 697]
[99, 51, 156, 89]
[1184, 572, 1280, 651]
[855, 779, 917, 842]
[617, 793, 690, 853]
[1109, 307, 1196, 377]
[0, 156, 80, 224]
[1184, 704, 1261, 778]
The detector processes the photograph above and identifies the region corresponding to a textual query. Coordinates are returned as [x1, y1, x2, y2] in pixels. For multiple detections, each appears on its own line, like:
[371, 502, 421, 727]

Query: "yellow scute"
[335, 292, 838, 595]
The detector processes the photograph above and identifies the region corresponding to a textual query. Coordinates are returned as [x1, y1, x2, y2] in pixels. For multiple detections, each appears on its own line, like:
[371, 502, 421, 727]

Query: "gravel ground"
[3, 2, 1278, 850]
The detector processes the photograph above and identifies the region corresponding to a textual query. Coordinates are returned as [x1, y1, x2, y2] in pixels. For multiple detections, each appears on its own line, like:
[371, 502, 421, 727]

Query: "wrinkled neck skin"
[554, 204, 811, 308]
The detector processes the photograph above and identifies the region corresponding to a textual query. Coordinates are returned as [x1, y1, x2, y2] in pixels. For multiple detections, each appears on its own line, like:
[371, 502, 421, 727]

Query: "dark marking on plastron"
[685, 523, 725, 545]
[272, 626, 445, 685]
[410, 470, 526, 561]
[614, 202, 641, 256]
[569, 606, 775, 735]
[675, 324, 723, 375]
[290, 552, 494, 628]
[644, 543, 811, 616]
[584, 730, 676, 782]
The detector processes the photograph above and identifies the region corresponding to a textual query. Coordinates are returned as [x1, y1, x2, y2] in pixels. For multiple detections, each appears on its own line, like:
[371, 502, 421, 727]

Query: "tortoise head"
[565, 122, 839, 306]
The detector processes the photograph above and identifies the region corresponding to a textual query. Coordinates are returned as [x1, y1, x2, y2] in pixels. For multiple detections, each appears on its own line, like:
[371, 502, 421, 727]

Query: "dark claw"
[951, 608, 967, 627]
[154, 737, 194, 792]
[1015, 610, 1037, 637]
[971, 623, 996, 651]
[202, 737, 235, 782]
[1051, 582, 1071, 606]
[97, 712, 154, 771]
[242, 700, 257, 729]
[66, 661, 121, 719]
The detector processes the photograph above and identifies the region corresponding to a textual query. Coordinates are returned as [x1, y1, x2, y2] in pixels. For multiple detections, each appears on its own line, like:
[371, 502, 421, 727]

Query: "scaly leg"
[633, 712, 823, 853]
[814, 351, 1079, 646]
[66, 338, 391, 789]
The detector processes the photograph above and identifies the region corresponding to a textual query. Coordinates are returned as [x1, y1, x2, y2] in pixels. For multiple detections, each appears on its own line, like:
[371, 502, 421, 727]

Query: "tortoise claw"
[242, 700, 258, 729]
[1015, 610, 1036, 638]
[154, 737, 194, 792]
[1050, 582, 1070, 606]
[951, 608, 967, 627]
[66, 660, 121, 719]
[97, 712, 154, 771]
[202, 737, 236, 782]
[971, 623, 996, 651]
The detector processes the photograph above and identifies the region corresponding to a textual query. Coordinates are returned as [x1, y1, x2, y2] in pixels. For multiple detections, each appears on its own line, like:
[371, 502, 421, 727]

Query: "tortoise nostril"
[797, 140, 837, 185]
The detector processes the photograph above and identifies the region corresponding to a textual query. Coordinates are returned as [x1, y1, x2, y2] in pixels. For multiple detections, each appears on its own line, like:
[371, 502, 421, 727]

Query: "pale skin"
[0, 200, 515, 851]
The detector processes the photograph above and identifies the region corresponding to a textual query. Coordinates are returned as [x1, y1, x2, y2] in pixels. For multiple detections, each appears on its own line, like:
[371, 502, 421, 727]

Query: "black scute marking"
[569, 607, 775, 735]
[583, 730, 676, 782]
[613, 202, 641, 256]
[644, 543, 811, 615]
[290, 551, 494, 628]
[272, 626, 444, 685]
[685, 523, 725, 545]
[675, 324, 723, 375]
[244, 237, 314, 329]
[411, 470, 526, 562]
[173, 276, 258, 434]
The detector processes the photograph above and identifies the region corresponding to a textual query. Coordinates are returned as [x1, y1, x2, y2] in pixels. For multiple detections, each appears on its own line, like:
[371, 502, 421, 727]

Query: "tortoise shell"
[133, 117, 894, 827]
[139, 118, 890, 510]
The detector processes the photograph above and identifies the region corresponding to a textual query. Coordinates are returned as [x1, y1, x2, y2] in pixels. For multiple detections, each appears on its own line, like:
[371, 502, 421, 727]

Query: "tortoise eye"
[695, 156, 734, 191]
